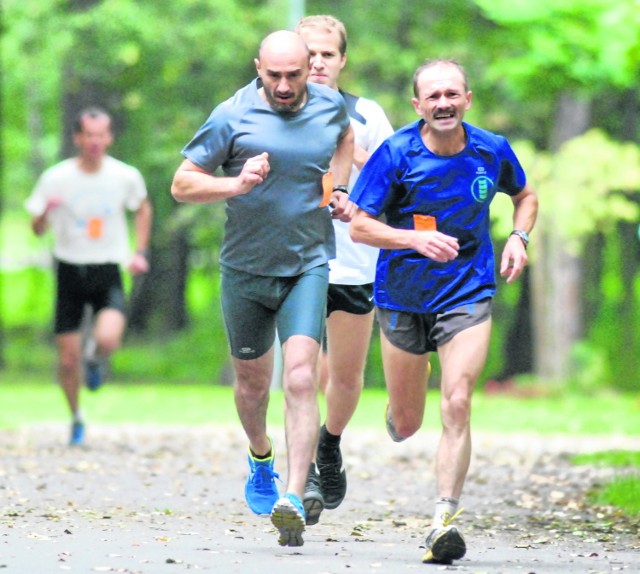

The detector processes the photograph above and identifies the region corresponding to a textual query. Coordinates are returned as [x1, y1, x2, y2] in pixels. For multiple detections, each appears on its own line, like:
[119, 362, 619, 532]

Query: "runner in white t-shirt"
[296, 15, 394, 525]
[25, 107, 152, 447]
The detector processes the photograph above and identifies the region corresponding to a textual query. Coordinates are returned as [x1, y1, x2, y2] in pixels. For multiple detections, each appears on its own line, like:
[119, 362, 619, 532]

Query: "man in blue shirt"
[171, 30, 354, 548]
[350, 59, 538, 565]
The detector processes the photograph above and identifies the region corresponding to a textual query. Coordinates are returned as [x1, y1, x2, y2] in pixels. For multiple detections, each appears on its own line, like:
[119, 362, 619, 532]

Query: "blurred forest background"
[1, 0, 640, 391]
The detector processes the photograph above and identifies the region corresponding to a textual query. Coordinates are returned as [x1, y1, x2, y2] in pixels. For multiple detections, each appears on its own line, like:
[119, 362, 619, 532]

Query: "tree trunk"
[492, 268, 534, 382]
[128, 223, 189, 333]
[532, 92, 592, 380]
[613, 220, 640, 390]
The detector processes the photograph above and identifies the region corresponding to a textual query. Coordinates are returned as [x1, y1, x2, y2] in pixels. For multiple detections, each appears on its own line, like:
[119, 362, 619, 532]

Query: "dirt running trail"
[1, 424, 638, 573]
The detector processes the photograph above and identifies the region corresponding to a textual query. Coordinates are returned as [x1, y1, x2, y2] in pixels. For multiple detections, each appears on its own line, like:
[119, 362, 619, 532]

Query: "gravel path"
[1, 424, 639, 573]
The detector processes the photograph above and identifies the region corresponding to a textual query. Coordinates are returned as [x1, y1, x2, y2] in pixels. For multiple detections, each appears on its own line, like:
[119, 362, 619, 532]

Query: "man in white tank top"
[296, 15, 394, 526]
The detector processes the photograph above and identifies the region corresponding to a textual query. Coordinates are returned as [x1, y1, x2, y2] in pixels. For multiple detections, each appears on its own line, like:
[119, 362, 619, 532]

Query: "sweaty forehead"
[262, 59, 307, 77]
[260, 48, 308, 71]
[417, 65, 465, 93]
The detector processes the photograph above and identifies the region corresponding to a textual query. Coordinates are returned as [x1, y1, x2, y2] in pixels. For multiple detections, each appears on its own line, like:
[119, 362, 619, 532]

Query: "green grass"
[3, 379, 639, 517]
[572, 450, 640, 467]
[590, 475, 640, 516]
[572, 449, 640, 517]
[1, 265, 231, 383]
[1, 380, 639, 436]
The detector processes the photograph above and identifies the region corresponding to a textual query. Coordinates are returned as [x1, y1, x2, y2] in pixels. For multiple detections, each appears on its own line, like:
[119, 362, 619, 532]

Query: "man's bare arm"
[350, 208, 459, 263]
[328, 125, 355, 221]
[500, 183, 539, 283]
[171, 154, 270, 204]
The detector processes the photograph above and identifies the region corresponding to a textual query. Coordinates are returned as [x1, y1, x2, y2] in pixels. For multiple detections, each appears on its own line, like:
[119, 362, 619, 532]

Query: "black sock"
[319, 423, 341, 447]
[250, 447, 272, 460]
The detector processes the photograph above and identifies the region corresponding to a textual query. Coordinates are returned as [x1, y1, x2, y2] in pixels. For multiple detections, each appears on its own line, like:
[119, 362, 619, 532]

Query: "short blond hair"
[295, 15, 347, 55]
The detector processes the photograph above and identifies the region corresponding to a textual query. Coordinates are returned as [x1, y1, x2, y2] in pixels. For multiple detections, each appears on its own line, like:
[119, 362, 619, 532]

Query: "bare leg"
[93, 308, 126, 358]
[380, 329, 431, 439]
[436, 318, 491, 498]
[281, 335, 321, 498]
[317, 349, 329, 394]
[56, 332, 83, 414]
[324, 309, 374, 435]
[233, 348, 274, 457]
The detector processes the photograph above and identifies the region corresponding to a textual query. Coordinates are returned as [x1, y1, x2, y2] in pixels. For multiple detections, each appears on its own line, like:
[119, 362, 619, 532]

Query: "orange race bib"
[413, 214, 437, 231]
[87, 217, 104, 239]
[319, 172, 334, 208]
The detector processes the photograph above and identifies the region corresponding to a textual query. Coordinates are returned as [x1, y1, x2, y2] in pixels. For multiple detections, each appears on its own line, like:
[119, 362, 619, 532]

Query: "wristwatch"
[510, 230, 530, 249]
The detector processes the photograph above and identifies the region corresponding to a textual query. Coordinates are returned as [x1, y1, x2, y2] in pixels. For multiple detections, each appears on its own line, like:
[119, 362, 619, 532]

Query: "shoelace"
[253, 463, 280, 494]
[442, 507, 464, 527]
[317, 448, 342, 488]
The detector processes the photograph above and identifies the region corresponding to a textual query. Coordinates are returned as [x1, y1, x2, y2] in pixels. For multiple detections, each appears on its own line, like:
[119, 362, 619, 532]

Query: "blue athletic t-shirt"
[181, 79, 350, 277]
[350, 120, 526, 313]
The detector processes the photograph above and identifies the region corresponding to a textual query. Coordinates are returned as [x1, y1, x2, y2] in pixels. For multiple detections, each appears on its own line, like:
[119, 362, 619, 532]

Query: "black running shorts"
[326, 283, 374, 317]
[54, 260, 126, 334]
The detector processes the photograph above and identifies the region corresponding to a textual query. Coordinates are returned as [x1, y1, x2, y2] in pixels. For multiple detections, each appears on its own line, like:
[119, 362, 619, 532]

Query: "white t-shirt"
[330, 93, 393, 285]
[25, 156, 148, 265]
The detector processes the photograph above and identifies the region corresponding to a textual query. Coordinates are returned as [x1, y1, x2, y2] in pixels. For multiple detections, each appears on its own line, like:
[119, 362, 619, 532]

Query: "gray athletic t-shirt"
[182, 79, 351, 277]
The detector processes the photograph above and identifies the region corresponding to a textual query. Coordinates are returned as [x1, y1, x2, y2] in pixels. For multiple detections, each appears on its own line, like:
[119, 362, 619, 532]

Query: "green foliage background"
[2, 0, 640, 388]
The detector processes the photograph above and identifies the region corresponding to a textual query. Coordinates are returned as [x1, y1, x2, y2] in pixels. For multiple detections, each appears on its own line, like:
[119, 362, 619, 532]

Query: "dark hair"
[73, 107, 111, 133]
[412, 59, 468, 97]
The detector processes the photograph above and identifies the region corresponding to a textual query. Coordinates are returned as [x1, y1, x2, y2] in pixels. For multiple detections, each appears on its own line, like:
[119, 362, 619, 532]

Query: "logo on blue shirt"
[471, 167, 493, 203]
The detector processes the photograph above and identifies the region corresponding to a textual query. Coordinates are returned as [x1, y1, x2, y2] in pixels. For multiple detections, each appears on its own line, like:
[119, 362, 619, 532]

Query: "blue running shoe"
[85, 359, 104, 391]
[69, 421, 85, 446]
[245, 445, 280, 515]
[271, 493, 306, 547]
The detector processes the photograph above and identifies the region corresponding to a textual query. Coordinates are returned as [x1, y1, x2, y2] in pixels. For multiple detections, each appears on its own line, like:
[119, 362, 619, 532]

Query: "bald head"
[259, 30, 310, 61]
[255, 30, 311, 113]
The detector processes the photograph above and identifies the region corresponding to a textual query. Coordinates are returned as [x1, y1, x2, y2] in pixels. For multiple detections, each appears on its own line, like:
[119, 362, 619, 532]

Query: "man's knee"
[58, 352, 81, 376]
[234, 356, 273, 392]
[394, 416, 421, 439]
[441, 391, 472, 427]
[284, 362, 316, 394]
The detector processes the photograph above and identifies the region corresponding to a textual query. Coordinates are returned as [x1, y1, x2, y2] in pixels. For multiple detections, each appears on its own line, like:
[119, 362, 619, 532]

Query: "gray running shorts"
[376, 298, 492, 355]
[221, 264, 329, 360]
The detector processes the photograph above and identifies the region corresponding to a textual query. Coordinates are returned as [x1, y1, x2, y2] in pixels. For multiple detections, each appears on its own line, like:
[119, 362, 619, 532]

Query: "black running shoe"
[316, 434, 347, 510]
[303, 463, 324, 525]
